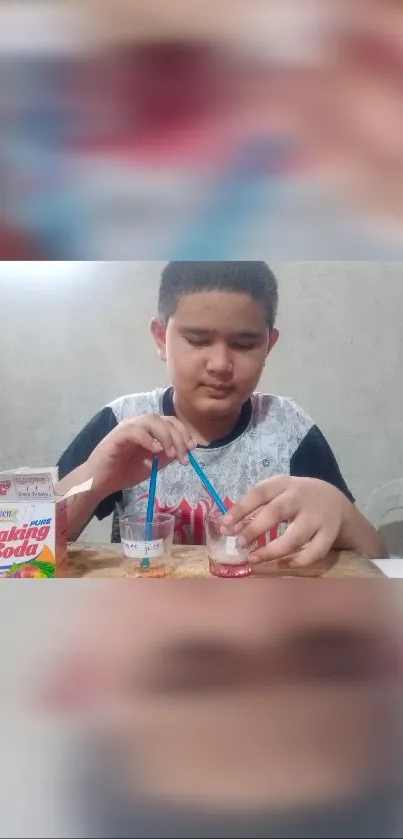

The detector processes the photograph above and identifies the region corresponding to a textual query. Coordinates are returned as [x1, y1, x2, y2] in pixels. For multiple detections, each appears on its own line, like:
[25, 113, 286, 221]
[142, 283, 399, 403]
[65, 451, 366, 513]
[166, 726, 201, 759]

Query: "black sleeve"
[57, 407, 122, 521]
[290, 425, 355, 504]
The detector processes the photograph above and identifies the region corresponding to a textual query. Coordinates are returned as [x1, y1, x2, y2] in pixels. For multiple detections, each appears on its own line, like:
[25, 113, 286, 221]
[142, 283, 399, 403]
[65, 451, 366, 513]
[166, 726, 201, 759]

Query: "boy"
[58, 261, 385, 567]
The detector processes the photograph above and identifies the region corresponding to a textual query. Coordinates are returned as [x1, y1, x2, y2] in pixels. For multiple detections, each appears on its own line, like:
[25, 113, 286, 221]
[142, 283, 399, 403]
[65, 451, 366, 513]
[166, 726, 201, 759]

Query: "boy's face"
[151, 291, 279, 419]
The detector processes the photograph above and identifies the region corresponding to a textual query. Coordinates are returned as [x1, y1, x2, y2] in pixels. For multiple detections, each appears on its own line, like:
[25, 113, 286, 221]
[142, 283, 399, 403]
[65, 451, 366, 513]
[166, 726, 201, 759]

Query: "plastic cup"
[119, 513, 175, 577]
[205, 511, 257, 578]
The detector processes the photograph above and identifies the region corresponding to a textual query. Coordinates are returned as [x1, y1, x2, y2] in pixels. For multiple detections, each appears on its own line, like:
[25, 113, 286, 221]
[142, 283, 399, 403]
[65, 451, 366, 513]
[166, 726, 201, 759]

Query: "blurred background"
[0, 260, 402, 546]
[2, 0, 403, 260]
[0, 580, 402, 838]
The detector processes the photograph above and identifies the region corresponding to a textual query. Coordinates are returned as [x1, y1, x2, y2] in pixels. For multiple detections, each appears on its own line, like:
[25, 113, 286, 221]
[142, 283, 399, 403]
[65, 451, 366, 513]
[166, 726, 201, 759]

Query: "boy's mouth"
[201, 383, 234, 398]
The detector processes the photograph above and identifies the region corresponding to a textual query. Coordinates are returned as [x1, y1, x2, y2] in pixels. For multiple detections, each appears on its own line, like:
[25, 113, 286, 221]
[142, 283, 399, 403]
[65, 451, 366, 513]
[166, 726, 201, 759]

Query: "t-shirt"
[58, 387, 354, 545]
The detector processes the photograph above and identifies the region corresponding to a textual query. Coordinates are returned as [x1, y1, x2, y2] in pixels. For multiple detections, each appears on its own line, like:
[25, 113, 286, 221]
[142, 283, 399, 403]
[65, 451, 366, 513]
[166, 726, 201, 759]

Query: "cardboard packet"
[0, 468, 92, 578]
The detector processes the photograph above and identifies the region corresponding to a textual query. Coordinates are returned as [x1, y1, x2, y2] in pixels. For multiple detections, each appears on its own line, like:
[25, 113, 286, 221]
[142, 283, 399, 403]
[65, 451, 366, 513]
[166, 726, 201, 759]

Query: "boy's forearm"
[336, 497, 388, 559]
[56, 462, 103, 542]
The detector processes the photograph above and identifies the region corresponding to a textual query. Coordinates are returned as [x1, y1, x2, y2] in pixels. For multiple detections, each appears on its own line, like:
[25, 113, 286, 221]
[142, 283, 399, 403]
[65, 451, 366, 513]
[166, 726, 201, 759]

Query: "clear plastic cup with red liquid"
[205, 511, 258, 579]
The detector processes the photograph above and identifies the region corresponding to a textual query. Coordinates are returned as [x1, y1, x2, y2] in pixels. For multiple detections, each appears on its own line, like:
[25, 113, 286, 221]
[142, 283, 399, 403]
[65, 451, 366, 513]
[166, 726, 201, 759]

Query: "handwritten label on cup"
[226, 537, 240, 556]
[122, 539, 164, 559]
[224, 536, 248, 565]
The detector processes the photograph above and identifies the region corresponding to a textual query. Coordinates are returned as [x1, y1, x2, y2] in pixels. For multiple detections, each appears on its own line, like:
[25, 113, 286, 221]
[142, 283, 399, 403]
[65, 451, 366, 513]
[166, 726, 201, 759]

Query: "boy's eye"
[230, 342, 258, 351]
[185, 336, 259, 350]
[186, 337, 210, 347]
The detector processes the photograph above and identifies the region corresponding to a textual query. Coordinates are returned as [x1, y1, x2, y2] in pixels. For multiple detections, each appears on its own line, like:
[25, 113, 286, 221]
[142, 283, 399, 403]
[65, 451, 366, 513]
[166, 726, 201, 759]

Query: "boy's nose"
[206, 345, 233, 375]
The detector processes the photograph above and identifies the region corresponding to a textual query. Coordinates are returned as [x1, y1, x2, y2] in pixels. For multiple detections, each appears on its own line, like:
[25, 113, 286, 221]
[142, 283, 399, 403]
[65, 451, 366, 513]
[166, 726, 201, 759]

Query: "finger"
[142, 454, 172, 471]
[119, 425, 165, 456]
[164, 419, 193, 466]
[223, 477, 289, 528]
[122, 417, 195, 466]
[166, 416, 198, 452]
[248, 517, 317, 564]
[139, 451, 176, 485]
[146, 415, 197, 462]
[142, 416, 180, 458]
[234, 500, 295, 549]
[229, 504, 272, 535]
[287, 531, 334, 569]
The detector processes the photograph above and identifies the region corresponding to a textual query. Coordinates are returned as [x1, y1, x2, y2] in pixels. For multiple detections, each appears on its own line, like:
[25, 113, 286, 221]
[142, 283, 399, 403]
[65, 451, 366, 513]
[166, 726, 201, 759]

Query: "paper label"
[13, 473, 54, 500]
[122, 539, 164, 560]
[223, 537, 247, 565]
[0, 468, 92, 502]
[226, 537, 240, 556]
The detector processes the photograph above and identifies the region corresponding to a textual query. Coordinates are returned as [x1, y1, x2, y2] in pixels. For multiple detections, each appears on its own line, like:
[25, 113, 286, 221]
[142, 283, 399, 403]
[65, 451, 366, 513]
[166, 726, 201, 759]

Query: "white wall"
[1, 261, 402, 542]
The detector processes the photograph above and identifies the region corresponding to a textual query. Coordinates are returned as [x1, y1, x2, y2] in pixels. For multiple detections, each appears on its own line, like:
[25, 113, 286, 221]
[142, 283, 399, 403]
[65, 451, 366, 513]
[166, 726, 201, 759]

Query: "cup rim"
[205, 509, 226, 522]
[120, 512, 175, 526]
[205, 510, 255, 523]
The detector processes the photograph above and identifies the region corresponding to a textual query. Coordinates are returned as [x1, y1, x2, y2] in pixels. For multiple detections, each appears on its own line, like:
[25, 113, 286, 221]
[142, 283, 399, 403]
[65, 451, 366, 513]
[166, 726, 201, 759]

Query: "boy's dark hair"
[159, 262, 279, 332]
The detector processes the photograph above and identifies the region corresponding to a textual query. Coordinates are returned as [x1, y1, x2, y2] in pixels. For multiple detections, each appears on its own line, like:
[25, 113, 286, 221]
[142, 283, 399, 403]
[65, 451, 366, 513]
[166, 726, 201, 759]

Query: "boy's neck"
[172, 392, 242, 446]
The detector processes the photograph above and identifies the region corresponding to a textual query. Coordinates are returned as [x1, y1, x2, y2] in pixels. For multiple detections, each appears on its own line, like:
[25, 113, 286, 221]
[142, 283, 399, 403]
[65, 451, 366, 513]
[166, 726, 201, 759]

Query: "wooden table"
[67, 543, 385, 578]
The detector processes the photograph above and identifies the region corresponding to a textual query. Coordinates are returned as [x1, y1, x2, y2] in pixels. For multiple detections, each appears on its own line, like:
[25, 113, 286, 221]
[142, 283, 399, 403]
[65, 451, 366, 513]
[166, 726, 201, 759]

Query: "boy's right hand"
[87, 414, 197, 500]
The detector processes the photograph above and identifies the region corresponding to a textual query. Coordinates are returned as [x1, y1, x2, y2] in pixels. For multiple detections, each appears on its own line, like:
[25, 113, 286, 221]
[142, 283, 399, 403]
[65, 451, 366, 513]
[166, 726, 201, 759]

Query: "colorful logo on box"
[1, 545, 55, 578]
[0, 517, 55, 577]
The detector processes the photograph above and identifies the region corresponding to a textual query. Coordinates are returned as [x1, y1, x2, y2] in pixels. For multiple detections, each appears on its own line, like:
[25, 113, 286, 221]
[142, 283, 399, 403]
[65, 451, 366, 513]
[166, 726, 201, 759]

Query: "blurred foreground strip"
[1, 581, 396, 837]
[1, 1, 403, 258]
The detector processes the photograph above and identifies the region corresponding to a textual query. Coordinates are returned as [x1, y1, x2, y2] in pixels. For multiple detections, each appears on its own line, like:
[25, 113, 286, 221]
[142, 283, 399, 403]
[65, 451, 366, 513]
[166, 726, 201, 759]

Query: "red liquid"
[209, 558, 252, 578]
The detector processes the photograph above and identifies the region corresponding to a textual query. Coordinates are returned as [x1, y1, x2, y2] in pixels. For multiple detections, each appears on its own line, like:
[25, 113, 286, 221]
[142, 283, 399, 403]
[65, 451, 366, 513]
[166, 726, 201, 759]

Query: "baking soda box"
[0, 468, 92, 578]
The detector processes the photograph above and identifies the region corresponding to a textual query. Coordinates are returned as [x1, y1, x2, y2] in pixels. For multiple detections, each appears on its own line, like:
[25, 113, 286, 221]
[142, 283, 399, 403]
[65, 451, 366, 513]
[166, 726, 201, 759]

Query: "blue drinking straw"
[188, 452, 227, 515]
[142, 455, 159, 569]
[175, 136, 295, 259]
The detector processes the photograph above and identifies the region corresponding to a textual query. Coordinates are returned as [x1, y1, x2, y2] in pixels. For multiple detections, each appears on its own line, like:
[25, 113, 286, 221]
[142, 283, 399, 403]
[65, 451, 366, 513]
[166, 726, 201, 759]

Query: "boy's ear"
[150, 317, 167, 361]
[267, 327, 279, 357]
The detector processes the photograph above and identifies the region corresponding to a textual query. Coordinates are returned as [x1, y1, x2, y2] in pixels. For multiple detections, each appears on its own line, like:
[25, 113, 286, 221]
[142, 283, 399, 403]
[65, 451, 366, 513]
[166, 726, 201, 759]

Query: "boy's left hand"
[222, 477, 349, 568]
